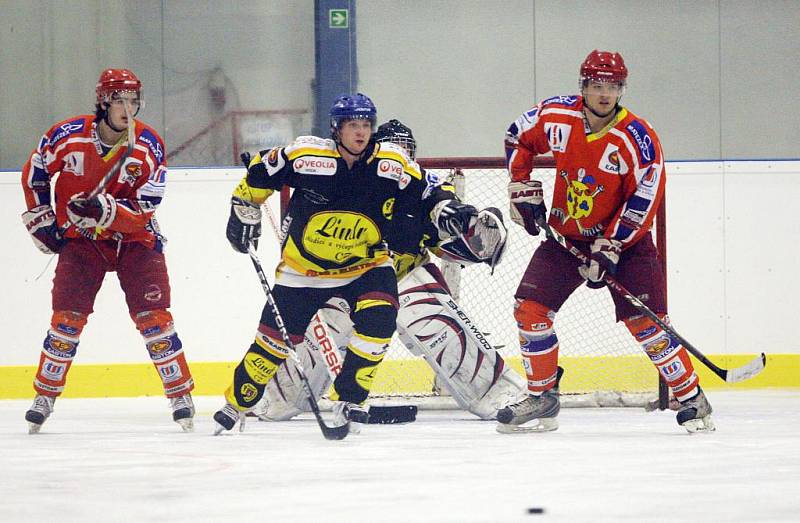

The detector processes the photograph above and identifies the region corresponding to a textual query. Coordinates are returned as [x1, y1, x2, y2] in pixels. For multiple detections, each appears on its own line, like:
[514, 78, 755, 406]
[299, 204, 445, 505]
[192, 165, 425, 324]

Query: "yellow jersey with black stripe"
[234, 135, 437, 287]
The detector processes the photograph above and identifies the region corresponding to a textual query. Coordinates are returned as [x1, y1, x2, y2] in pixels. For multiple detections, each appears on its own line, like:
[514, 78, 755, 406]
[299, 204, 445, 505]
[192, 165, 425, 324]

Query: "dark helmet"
[329, 93, 377, 139]
[374, 119, 417, 159]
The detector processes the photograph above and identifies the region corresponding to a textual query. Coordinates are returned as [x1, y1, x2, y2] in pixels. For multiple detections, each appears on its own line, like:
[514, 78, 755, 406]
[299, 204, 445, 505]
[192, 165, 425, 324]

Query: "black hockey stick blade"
[367, 405, 418, 424]
[725, 352, 767, 383]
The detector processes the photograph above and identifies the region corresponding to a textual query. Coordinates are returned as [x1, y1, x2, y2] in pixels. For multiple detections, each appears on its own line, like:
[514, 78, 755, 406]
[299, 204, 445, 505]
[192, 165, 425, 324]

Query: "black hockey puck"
[527, 507, 545, 514]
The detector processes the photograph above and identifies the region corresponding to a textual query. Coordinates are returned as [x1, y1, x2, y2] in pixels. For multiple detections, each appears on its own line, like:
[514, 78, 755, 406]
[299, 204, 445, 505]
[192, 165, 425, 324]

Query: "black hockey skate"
[25, 394, 56, 434]
[676, 387, 715, 433]
[170, 393, 195, 432]
[496, 367, 563, 433]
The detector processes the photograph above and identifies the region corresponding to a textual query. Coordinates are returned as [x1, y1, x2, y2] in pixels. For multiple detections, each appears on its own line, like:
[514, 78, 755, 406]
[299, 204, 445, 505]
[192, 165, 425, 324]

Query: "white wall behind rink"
[1, 161, 798, 366]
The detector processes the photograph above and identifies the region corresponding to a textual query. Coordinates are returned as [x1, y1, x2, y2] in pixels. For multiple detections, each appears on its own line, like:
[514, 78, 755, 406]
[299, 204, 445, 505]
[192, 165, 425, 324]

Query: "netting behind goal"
[377, 157, 665, 407]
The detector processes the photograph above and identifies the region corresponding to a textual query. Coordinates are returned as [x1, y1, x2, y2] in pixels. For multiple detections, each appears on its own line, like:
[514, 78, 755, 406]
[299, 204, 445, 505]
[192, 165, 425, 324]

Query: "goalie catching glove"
[21, 204, 66, 254]
[508, 180, 546, 235]
[437, 207, 507, 271]
[578, 238, 621, 288]
[226, 197, 262, 253]
[432, 199, 478, 238]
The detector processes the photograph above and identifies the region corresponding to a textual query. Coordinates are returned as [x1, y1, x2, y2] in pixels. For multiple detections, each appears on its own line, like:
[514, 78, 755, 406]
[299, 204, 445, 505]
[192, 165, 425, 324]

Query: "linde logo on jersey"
[303, 211, 381, 263]
[62, 152, 84, 176]
[626, 121, 655, 164]
[543, 123, 571, 153]
[294, 156, 337, 175]
[377, 159, 402, 180]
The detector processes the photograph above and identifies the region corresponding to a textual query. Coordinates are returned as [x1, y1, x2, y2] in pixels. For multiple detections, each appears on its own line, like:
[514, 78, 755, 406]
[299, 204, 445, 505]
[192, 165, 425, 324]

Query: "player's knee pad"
[331, 348, 381, 404]
[513, 299, 557, 356]
[352, 293, 398, 340]
[623, 314, 680, 364]
[624, 314, 699, 401]
[43, 310, 87, 360]
[35, 311, 87, 395]
[134, 310, 183, 361]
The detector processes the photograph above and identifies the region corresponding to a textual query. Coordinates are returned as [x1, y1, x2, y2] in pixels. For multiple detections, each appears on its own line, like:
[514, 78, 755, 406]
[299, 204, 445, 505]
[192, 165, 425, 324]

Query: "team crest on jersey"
[382, 198, 395, 219]
[121, 159, 143, 186]
[293, 156, 337, 175]
[377, 159, 402, 181]
[303, 211, 381, 264]
[598, 144, 627, 174]
[544, 123, 571, 153]
[563, 168, 604, 221]
[62, 152, 85, 176]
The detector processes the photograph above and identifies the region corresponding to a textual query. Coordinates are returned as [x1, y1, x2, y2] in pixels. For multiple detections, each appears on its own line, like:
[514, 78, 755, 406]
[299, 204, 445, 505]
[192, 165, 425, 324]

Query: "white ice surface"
[1, 391, 798, 523]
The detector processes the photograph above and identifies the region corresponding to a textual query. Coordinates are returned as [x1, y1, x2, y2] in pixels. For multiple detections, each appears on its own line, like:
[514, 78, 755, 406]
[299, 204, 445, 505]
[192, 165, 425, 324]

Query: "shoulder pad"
[138, 127, 166, 166]
[376, 143, 422, 183]
[623, 118, 657, 166]
[47, 116, 88, 147]
[540, 95, 580, 108]
[285, 135, 337, 158]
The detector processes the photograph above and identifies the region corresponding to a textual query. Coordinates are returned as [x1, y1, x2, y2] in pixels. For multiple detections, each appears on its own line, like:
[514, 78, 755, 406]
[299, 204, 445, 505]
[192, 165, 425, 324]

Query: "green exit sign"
[329, 9, 349, 28]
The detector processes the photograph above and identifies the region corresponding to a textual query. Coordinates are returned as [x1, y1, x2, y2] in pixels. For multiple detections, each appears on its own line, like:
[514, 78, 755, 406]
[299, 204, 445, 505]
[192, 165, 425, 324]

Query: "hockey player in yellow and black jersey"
[213, 93, 477, 433]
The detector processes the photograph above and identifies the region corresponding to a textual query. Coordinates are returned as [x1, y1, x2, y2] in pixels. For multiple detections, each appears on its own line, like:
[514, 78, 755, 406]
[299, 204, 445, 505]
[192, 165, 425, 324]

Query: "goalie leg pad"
[397, 264, 526, 419]
[624, 315, 700, 402]
[514, 299, 559, 395]
[134, 310, 194, 398]
[34, 311, 87, 396]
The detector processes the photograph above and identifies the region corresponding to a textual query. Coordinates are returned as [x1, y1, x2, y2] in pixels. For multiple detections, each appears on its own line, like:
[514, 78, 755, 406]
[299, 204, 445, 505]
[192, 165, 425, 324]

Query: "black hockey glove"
[226, 197, 262, 253]
[434, 200, 478, 237]
[578, 238, 621, 289]
[21, 204, 66, 254]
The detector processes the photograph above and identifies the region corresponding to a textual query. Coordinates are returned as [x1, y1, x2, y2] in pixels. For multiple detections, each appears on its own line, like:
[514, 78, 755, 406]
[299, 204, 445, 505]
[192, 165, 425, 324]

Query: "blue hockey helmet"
[329, 93, 377, 138]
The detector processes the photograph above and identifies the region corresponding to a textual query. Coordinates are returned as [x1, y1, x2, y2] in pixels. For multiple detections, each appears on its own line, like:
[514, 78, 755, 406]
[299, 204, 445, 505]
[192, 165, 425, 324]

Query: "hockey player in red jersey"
[20, 68, 195, 433]
[498, 50, 714, 433]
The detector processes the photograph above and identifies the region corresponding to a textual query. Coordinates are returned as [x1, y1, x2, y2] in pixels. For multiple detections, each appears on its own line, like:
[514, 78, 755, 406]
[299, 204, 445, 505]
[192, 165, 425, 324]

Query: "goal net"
[368, 157, 666, 408]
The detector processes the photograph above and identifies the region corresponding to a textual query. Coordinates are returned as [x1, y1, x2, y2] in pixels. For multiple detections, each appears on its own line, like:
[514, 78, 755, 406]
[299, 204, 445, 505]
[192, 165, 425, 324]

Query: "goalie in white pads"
[255, 120, 525, 423]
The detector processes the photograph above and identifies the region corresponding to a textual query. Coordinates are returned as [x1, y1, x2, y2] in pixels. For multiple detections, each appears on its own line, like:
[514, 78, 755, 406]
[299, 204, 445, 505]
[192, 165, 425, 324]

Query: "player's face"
[105, 91, 142, 129]
[338, 119, 373, 154]
[582, 80, 625, 117]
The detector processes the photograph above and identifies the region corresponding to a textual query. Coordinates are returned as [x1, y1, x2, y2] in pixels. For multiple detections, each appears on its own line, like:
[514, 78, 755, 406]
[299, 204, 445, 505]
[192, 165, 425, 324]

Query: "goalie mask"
[374, 119, 417, 160]
[437, 207, 507, 271]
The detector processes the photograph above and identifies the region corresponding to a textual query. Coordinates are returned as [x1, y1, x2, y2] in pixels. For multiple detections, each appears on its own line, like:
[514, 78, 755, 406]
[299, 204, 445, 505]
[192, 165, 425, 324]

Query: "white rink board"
[0, 391, 798, 522]
[0, 160, 798, 366]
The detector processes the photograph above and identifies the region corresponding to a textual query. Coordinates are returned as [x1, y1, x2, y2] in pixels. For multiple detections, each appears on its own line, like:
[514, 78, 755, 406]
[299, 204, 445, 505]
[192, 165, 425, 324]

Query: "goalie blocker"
[254, 208, 523, 421]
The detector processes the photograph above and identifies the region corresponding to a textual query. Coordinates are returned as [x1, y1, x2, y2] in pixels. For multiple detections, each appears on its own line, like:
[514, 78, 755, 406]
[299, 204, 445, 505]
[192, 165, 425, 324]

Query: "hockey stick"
[535, 217, 766, 383]
[247, 245, 350, 440]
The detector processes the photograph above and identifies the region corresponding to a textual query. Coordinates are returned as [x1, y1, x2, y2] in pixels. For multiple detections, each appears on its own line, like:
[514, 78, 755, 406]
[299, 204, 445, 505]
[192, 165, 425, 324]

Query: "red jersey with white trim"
[21, 114, 168, 250]
[505, 95, 665, 248]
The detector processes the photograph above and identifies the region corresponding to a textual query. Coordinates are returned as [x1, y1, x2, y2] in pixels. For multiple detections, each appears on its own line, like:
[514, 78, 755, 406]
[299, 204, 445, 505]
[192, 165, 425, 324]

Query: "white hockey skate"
[25, 394, 56, 434]
[332, 401, 369, 434]
[170, 393, 195, 432]
[676, 387, 715, 433]
[213, 403, 248, 435]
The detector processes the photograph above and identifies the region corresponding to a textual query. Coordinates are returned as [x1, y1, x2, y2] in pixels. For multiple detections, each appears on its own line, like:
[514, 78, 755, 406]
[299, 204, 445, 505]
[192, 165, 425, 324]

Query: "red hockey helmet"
[96, 68, 142, 103]
[580, 50, 628, 85]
